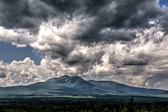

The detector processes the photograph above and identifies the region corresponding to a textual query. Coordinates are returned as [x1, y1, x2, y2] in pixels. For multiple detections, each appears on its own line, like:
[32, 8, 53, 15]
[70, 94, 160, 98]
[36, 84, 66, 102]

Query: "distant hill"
[0, 75, 167, 98]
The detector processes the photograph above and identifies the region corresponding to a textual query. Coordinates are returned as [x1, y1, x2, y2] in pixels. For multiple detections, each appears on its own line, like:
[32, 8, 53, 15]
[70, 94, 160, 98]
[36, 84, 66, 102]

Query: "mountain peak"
[46, 75, 86, 84]
[58, 75, 82, 81]
[60, 75, 70, 79]
[43, 75, 95, 91]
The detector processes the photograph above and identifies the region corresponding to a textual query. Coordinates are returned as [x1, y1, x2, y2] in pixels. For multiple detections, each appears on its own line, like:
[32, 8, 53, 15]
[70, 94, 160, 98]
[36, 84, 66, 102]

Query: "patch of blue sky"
[0, 42, 44, 65]
[159, 0, 168, 7]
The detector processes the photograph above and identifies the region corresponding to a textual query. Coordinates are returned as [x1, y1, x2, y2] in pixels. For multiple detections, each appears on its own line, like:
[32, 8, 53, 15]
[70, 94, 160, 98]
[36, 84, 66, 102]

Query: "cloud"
[0, 0, 56, 31]
[0, 26, 35, 47]
[0, 0, 162, 41]
[0, 0, 168, 90]
[0, 58, 55, 86]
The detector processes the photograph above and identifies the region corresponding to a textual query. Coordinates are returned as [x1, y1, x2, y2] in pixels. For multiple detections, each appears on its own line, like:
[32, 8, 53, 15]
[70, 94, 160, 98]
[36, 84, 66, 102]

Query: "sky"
[0, 42, 42, 65]
[160, 0, 168, 7]
[0, 0, 168, 90]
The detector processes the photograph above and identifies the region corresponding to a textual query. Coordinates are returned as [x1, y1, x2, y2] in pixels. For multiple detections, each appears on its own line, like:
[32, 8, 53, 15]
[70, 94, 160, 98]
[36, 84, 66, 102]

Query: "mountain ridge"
[0, 75, 167, 97]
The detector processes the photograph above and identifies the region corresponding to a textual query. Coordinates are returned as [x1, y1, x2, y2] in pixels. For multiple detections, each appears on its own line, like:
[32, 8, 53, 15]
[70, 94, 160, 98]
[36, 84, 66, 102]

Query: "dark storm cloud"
[123, 53, 153, 67]
[85, 0, 161, 42]
[0, 73, 6, 78]
[0, 68, 6, 78]
[0, 0, 54, 30]
[106, 0, 160, 28]
[0, 0, 166, 66]
[0, 0, 162, 40]
[40, 0, 110, 13]
[0, 0, 110, 31]
[123, 59, 148, 66]
[51, 0, 161, 43]
[158, 10, 168, 33]
[36, 0, 167, 68]
[48, 44, 74, 59]
[65, 50, 104, 65]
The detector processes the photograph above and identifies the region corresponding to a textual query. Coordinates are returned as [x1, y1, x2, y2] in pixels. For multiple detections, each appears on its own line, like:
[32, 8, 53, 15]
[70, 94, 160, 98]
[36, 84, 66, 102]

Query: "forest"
[0, 97, 168, 112]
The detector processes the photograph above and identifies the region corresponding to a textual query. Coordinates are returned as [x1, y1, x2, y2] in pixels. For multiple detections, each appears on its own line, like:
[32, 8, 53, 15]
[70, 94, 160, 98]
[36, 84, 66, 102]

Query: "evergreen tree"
[127, 96, 135, 112]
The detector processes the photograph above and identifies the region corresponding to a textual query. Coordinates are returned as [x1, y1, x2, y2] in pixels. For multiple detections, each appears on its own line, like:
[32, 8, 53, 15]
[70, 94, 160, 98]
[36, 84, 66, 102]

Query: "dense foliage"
[0, 97, 167, 112]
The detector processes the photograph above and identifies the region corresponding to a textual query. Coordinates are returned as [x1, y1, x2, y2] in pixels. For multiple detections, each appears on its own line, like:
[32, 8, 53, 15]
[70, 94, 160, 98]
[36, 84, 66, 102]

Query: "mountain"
[27, 75, 113, 95]
[0, 75, 167, 97]
[88, 80, 165, 95]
